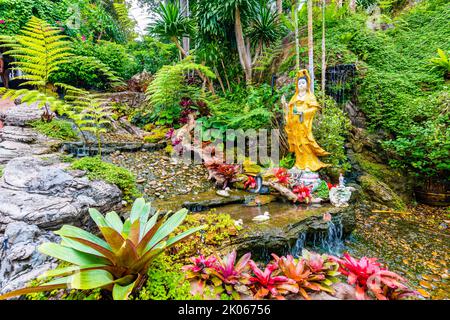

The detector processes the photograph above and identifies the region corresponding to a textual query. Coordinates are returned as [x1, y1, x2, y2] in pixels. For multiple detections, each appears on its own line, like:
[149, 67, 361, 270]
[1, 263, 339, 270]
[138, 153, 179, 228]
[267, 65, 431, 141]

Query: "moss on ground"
[30, 119, 78, 141]
[70, 156, 141, 202]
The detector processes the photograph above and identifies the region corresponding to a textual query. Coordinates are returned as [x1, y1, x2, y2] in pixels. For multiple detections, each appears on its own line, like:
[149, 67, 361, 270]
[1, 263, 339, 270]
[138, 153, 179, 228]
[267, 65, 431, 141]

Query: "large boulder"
[0, 156, 122, 231]
[0, 222, 58, 294]
[0, 103, 43, 126]
[0, 126, 62, 164]
[358, 174, 406, 210]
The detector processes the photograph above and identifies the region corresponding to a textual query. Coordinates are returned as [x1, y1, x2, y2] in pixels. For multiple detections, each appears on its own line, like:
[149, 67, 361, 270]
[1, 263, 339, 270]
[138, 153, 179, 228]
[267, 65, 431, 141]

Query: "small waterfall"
[289, 217, 346, 257]
[290, 232, 307, 258]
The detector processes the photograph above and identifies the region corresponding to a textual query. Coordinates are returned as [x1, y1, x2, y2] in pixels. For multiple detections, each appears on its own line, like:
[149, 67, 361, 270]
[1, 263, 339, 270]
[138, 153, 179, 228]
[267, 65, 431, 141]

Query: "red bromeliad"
[209, 251, 252, 298]
[274, 168, 290, 185]
[247, 260, 298, 300]
[243, 176, 257, 189]
[336, 253, 418, 300]
[182, 255, 218, 295]
[292, 183, 312, 203]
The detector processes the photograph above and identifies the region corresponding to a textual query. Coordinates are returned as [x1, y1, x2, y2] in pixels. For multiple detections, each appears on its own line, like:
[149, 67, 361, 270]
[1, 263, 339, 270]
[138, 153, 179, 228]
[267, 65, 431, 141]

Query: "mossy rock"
[353, 153, 414, 203]
[359, 174, 406, 210]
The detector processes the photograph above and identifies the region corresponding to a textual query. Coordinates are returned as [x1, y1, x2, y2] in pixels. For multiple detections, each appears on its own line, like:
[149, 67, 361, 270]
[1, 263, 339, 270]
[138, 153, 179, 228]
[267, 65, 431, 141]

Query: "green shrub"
[30, 119, 78, 141]
[134, 254, 196, 300]
[70, 157, 140, 202]
[313, 95, 352, 171]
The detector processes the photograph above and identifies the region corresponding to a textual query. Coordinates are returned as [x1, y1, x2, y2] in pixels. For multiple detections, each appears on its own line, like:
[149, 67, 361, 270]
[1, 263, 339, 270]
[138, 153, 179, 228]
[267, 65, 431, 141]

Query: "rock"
[359, 174, 406, 210]
[329, 187, 355, 207]
[0, 126, 62, 165]
[0, 156, 122, 231]
[0, 222, 59, 294]
[0, 103, 43, 126]
[227, 203, 359, 260]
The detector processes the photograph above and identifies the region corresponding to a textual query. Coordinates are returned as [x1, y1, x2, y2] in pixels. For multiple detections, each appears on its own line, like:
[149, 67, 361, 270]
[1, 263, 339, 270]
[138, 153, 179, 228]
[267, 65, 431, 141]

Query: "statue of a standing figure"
[284, 69, 330, 171]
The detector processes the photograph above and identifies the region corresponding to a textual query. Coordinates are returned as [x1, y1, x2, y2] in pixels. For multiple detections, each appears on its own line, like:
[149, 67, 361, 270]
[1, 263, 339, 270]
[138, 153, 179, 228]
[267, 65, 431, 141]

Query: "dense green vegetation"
[70, 156, 140, 202]
[30, 119, 79, 141]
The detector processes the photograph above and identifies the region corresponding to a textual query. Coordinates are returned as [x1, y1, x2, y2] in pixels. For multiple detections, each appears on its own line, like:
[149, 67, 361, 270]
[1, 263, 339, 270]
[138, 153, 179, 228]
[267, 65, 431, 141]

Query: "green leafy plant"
[64, 90, 113, 156]
[134, 253, 195, 300]
[430, 48, 450, 79]
[30, 119, 78, 141]
[70, 157, 140, 202]
[0, 198, 204, 301]
[0, 16, 73, 115]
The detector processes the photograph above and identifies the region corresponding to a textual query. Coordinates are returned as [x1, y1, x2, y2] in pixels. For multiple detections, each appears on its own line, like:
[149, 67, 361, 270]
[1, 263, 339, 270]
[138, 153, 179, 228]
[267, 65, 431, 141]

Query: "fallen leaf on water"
[419, 280, 434, 290]
[417, 289, 430, 298]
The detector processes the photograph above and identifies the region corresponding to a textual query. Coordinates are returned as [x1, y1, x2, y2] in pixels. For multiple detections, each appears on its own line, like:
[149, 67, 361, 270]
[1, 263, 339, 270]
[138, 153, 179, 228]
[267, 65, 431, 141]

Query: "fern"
[64, 88, 112, 156]
[0, 16, 72, 92]
[146, 56, 215, 112]
[0, 16, 123, 118]
[113, 1, 137, 39]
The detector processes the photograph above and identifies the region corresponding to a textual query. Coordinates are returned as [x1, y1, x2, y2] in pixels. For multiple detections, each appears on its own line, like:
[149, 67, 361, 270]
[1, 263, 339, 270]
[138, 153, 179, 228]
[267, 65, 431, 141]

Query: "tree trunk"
[172, 36, 215, 94]
[307, 0, 315, 93]
[321, 0, 326, 99]
[276, 0, 283, 15]
[180, 0, 190, 55]
[294, 0, 300, 71]
[235, 8, 252, 84]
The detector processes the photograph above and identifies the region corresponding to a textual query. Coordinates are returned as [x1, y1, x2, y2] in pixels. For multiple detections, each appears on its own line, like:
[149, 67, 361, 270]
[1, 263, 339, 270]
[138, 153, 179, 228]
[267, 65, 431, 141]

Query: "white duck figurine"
[234, 219, 244, 227]
[252, 211, 270, 222]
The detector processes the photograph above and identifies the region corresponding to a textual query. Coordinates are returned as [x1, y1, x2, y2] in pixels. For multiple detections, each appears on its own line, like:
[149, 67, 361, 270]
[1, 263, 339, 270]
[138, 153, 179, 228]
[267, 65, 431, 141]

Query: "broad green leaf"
[165, 225, 205, 248]
[55, 225, 111, 251]
[122, 219, 131, 237]
[89, 208, 108, 228]
[130, 197, 145, 223]
[39, 264, 106, 280]
[0, 279, 69, 300]
[136, 217, 164, 255]
[60, 236, 116, 263]
[70, 270, 114, 290]
[105, 211, 124, 233]
[145, 208, 188, 251]
[38, 242, 110, 266]
[112, 279, 137, 300]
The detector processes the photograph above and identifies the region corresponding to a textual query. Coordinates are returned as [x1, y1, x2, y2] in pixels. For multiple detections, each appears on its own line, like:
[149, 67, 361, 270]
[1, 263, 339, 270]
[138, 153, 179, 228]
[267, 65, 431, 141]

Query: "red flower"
[244, 176, 257, 189]
[292, 183, 312, 203]
[327, 182, 337, 190]
[274, 168, 290, 185]
[182, 255, 217, 273]
[0, 20, 5, 24]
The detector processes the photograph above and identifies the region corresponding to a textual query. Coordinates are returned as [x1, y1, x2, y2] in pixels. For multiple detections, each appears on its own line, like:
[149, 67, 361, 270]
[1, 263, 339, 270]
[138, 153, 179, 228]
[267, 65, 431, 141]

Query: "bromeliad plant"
[182, 251, 252, 299]
[0, 198, 204, 300]
[301, 250, 341, 295]
[336, 253, 418, 300]
[209, 251, 252, 299]
[247, 260, 298, 300]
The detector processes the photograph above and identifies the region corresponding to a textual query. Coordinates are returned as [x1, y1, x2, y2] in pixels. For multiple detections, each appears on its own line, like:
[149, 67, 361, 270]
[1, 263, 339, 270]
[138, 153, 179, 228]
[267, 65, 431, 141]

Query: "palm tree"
[148, 2, 195, 57]
[321, 0, 326, 98]
[307, 0, 314, 93]
[248, 2, 281, 65]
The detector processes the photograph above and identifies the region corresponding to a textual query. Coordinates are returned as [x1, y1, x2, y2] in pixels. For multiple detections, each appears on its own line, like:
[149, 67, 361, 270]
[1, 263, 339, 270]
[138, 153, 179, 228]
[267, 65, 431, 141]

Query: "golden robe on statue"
[285, 69, 330, 172]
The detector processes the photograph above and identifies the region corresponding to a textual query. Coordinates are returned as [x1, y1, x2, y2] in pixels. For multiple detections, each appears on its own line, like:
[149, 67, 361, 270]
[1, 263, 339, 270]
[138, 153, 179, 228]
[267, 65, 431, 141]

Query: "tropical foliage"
[0, 198, 204, 301]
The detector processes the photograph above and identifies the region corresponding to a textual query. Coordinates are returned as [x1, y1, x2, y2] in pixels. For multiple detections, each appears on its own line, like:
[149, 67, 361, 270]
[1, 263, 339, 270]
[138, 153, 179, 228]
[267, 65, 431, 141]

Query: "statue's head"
[295, 69, 311, 95]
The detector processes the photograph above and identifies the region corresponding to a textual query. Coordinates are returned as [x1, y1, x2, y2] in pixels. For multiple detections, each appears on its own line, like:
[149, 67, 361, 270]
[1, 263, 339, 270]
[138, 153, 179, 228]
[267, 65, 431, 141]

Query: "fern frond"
[0, 16, 73, 90]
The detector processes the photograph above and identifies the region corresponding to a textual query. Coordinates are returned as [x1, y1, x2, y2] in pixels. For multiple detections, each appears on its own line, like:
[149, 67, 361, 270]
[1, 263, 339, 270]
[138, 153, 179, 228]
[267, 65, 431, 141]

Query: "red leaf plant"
[292, 183, 312, 203]
[336, 253, 419, 300]
[274, 168, 290, 185]
[182, 255, 217, 296]
[209, 251, 252, 299]
[247, 260, 298, 300]
[243, 176, 257, 190]
[215, 164, 240, 189]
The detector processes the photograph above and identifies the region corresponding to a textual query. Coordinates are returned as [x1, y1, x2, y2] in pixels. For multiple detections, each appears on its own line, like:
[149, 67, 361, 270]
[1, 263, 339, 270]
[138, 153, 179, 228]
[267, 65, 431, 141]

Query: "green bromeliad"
[0, 198, 204, 300]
